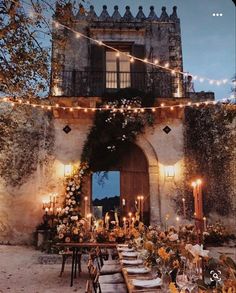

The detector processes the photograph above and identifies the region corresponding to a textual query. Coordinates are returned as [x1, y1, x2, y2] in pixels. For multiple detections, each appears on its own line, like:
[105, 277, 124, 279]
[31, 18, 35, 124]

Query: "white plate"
[117, 247, 135, 252]
[133, 277, 162, 288]
[122, 252, 138, 257]
[126, 267, 151, 274]
[121, 259, 143, 265]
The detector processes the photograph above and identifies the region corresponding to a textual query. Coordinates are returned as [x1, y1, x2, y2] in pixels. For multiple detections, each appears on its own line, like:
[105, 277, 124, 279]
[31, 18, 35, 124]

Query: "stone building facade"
[0, 4, 222, 244]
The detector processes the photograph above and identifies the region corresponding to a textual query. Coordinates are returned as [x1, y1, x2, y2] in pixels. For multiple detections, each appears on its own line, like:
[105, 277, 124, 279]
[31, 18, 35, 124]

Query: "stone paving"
[0, 245, 235, 293]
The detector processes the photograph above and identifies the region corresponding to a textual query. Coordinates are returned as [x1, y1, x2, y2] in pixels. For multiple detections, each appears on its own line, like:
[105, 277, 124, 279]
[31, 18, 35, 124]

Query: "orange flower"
[169, 282, 179, 293]
[144, 241, 154, 251]
[158, 247, 170, 261]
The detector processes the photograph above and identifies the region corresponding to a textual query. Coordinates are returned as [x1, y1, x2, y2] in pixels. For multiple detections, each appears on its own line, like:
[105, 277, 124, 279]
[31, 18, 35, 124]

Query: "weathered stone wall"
[0, 101, 185, 243]
[51, 5, 183, 97]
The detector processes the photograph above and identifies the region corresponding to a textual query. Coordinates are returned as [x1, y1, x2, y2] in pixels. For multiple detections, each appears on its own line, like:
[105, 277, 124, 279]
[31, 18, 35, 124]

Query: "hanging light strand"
[52, 20, 231, 86]
[0, 95, 234, 113]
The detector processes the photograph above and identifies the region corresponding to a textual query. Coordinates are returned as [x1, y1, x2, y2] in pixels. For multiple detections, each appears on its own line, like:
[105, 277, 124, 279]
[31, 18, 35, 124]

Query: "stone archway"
[87, 136, 161, 226]
[136, 136, 161, 225]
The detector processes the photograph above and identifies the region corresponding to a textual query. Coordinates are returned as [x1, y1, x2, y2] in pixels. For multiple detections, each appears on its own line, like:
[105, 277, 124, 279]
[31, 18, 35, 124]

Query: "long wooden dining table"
[118, 250, 162, 293]
[56, 242, 117, 286]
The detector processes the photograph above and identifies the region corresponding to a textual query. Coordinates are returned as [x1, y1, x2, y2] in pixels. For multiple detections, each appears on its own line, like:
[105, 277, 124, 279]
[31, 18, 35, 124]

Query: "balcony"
[55, 70, 180, 97]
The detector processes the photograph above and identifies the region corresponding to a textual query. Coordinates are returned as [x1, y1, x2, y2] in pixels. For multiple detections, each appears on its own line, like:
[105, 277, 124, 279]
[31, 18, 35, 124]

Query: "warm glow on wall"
[164, 165, 175, 178]
[64, 164, 73, 177]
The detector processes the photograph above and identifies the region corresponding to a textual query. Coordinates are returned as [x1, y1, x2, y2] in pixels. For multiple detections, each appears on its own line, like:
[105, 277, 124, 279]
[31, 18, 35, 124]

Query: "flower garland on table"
[56, 162, 90, 243]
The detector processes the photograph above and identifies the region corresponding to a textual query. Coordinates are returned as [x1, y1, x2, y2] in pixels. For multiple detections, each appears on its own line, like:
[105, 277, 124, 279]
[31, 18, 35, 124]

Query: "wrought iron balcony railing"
[55, 70, 180, 97]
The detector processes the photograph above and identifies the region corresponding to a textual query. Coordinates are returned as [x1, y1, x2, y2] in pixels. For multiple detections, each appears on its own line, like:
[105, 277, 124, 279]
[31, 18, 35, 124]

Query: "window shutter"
[131, 44, 146, 90]
[90, 45, 105, 95]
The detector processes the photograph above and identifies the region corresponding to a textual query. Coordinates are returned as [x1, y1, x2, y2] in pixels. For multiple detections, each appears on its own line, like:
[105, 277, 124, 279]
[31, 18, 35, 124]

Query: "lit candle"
[128, 212, 132, 228]
[106, 216, 110, 230]
[84, 196, 88, 217]
[123, 217, 126, 234]
[176, 216, 180, 231]
[203, 217, 207, 231]
[140, 196, 144, 221]
[132, 217, 135, 228]
[137, 196, 140, 213]
[182, 197, 186, 218]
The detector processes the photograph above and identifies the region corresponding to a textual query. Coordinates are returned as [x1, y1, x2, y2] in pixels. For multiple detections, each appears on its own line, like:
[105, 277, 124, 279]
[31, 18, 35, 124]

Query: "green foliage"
[175, 104, 236, 217]
[81, 94, 154, 171]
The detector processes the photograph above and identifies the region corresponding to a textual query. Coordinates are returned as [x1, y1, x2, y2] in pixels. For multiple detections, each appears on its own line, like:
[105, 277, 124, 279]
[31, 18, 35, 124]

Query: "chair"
[85, 279, 93, 293]
[59, 250, 82, 277]
[87, 259, 126, 293]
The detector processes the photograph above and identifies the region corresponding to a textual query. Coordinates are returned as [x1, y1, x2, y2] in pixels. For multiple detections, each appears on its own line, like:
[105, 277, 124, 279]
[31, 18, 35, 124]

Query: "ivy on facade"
[173, 104, 236, 218]
[81, 89, 155, 171]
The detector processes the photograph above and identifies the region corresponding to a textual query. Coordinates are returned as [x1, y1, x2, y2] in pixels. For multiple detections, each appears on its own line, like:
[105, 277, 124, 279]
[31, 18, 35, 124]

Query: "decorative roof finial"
[136, 6, 146, 20]
[76, 4, 86, 20]
[160, 6, 169, 21]
[112, 5, 121, 21]
[148, 6, 158, 21]
[99, 5, 110, 21]
[170, 6, 179, 21]
[123, 6, 134, 21]
[87, 5, 98, 20]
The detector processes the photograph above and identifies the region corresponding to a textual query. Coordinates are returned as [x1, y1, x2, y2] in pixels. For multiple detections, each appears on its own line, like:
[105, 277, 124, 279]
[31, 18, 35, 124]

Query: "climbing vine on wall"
[173, 104, 236, 218]
[81, 89, 155, 171]
[0, 104, 55, 186]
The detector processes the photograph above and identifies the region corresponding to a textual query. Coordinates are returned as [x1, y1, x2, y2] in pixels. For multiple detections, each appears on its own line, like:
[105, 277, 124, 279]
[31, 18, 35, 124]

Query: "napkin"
[121, 251, 138, 257]
[126, 267, 151, 274]
[117, 247, 135, 252]
[133, 277, 162, 288]
[121, 259, 143, 265]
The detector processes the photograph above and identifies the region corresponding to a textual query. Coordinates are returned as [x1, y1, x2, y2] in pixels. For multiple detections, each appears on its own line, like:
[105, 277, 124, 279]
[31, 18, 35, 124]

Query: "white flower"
[71, 187, 75, 191]
[169, 233, 179, 242]
[69, 192, 73, 195]
[65, 206, 69, 210]
[71, 215, 78, 221]
[185, 244, 209, 258]
[66, 187, 70, 190]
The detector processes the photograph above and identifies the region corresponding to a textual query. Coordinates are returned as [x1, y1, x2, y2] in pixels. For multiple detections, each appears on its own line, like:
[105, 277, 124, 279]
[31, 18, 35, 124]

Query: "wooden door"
[119, 144, 149, 225]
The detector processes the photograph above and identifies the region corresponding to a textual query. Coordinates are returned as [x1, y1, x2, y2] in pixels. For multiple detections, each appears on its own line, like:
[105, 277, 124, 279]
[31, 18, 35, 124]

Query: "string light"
[23, 14, 230, 87]
[0, 96, 234, 114]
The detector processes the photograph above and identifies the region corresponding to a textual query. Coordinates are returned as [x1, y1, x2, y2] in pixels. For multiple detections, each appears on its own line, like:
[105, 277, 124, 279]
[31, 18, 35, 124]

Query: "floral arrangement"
[56, 163, 90, 243]
[203, 221, 236, 246]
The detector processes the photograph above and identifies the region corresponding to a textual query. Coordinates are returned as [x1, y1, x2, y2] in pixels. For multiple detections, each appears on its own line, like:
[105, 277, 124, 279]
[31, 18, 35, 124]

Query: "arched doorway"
[87, 138, 160, 226]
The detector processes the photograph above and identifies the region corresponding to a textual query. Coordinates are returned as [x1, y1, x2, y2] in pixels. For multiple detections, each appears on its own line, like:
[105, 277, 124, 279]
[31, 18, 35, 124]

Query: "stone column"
[149, 165, 162, 226]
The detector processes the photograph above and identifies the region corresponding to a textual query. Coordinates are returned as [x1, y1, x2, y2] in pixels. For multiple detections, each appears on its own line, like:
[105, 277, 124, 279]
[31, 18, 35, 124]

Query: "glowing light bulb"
[116, 51, 120, 57]
[130, 57, 134, 63]
[70, 107, 73, 112]
[161, 103, 165, 107]
[164, 63, 169, 68]
[154, 59, 159, 64]
[170, 106, 174, 111]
